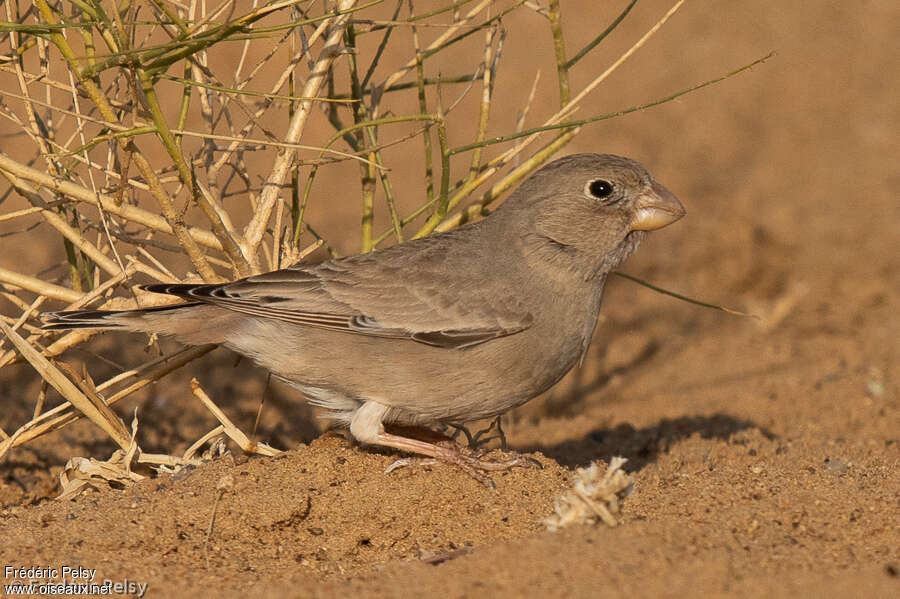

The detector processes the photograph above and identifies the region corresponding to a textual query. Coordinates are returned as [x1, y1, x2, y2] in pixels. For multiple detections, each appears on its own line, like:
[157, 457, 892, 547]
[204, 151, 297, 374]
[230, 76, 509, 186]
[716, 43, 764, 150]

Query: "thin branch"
[0, 266, 81, 303]
[0, 151, 223, 250]
[243, 0, 358, 271]
[547, 0, 570, 106]
[564, 0, 637, 69]
[611, 271, 759, 318]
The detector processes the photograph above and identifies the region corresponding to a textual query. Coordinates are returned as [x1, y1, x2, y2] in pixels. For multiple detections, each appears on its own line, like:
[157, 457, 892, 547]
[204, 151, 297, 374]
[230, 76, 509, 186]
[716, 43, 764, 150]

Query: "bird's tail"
[41, 302, 230, 345]
[41, 304, 198, 331]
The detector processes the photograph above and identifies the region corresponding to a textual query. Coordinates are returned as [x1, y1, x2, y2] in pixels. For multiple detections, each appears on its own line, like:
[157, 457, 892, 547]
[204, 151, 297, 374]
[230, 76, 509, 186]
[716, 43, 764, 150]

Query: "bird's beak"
[631, 181, 685, 231]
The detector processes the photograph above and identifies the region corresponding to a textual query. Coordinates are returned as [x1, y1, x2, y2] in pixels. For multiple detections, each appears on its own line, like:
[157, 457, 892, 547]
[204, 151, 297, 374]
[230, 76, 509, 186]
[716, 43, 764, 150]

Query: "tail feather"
[41, 303, 200, 331]
[41, 310, 125, 330]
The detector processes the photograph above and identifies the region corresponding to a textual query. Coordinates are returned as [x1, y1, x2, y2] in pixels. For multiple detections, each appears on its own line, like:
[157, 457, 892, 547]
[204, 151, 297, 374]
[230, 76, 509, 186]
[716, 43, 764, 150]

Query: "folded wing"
[143, 249, 532, 349]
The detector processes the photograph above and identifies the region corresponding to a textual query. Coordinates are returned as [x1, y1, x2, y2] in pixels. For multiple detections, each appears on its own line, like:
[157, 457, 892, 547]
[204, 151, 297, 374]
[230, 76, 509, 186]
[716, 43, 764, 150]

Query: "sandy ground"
[1, 1, 898, 597]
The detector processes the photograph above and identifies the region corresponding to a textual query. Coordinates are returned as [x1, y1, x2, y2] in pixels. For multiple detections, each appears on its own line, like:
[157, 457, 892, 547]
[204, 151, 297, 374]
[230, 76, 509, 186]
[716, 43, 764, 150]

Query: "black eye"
[588, 179, 614, 199]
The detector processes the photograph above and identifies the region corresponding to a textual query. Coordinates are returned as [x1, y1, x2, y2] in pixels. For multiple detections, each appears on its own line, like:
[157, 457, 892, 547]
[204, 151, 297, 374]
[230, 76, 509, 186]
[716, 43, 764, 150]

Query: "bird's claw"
[384, 447, 541, 488]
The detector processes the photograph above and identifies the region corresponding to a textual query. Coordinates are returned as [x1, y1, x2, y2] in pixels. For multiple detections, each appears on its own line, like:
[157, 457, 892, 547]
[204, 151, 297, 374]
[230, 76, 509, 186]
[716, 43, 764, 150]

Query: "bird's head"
[497, 153, 685, 278]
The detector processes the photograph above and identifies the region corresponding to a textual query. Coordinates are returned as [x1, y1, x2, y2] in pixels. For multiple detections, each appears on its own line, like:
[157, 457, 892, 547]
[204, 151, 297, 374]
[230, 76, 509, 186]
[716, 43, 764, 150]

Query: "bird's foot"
[382, 433, 541, 488]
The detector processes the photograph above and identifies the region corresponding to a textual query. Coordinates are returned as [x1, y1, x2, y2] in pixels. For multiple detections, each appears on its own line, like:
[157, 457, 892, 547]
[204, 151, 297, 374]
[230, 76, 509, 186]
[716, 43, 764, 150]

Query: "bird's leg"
[349, 402, 537, 487]
[448, 423, 476, 447]
[470, 416, 508, 451]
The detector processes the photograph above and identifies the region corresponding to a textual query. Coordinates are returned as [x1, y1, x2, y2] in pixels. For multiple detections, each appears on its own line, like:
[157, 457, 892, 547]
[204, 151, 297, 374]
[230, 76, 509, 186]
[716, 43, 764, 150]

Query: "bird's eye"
[587, 179, 614, 199]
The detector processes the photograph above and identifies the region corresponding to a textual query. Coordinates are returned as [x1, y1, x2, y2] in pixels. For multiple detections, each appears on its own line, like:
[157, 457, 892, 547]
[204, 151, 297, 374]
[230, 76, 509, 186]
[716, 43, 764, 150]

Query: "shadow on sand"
[522, 413, 775, 470]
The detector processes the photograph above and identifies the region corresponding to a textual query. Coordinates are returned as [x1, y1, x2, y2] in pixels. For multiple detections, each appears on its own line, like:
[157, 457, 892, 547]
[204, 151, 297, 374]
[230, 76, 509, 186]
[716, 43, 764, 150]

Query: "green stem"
[547, 0, 570, 106]
[564, 0, 638, 69]
[611, 271, 758, 318]
[345, 24, 376, 252]
[413, 115, 451, 238]
[450, 53, 775, 156]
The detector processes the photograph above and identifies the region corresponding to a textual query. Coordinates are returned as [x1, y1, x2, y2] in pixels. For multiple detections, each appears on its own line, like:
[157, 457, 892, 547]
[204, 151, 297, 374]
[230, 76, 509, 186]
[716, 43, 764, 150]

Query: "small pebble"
[824, 457, 849, 473]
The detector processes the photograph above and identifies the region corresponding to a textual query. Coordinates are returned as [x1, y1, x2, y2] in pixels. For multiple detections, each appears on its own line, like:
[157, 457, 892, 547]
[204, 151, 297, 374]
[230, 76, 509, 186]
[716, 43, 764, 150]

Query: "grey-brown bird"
[43, 154, 684, 478]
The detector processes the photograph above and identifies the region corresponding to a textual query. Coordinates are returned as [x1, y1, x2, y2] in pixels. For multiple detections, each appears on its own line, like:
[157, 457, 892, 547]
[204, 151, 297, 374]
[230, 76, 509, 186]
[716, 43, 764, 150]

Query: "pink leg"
[350, 402, 538, 487]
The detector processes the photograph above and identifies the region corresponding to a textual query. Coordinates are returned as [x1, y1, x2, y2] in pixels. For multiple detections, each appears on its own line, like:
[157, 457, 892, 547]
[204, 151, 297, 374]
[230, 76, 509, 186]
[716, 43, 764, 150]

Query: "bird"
[42, 154, 685, 480]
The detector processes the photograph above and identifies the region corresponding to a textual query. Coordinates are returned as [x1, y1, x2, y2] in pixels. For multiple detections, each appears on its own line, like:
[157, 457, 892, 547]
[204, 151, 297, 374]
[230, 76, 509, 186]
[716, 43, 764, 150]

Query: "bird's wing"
[143, 249, 533, 349]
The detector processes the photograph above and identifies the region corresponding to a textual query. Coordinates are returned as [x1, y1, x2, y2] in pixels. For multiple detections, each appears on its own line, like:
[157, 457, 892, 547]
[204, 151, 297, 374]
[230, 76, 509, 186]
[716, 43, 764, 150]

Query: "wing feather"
[142, 239, 532, 349]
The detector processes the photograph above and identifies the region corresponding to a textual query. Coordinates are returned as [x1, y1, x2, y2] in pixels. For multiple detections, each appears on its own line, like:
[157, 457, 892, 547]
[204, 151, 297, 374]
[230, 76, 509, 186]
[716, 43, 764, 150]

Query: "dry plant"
[544, 457, 634, 529]
[0, 0, 768, 492]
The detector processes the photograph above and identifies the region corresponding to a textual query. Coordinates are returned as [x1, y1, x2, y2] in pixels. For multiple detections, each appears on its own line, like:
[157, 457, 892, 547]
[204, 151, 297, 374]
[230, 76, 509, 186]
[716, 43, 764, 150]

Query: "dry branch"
[243, 0, 359, 271]
[0, 321, 132, 451]
[0, 151, 224, 250]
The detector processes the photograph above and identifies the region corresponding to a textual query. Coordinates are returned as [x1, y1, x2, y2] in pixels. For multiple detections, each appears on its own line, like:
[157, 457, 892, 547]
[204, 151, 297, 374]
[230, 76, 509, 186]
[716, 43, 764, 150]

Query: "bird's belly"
[226, 315, 591, 425]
